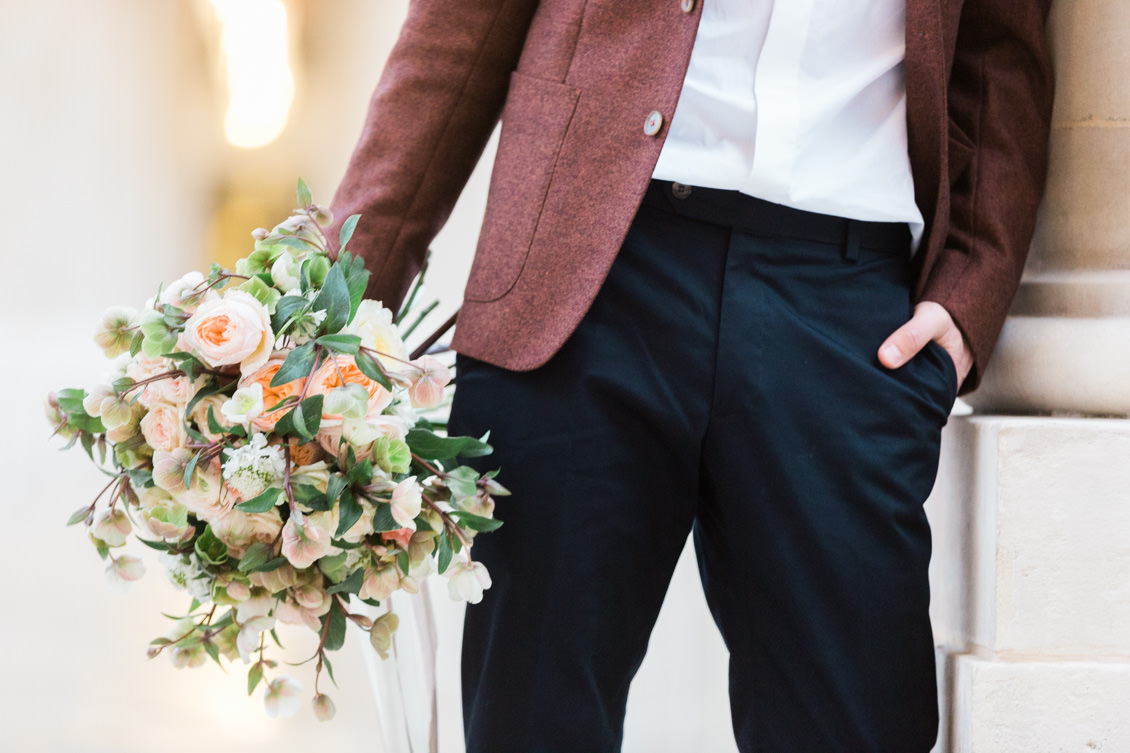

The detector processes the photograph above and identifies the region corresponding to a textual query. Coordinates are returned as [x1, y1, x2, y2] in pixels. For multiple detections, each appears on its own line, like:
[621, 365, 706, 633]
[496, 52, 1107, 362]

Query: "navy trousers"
[448, 180, 957, 752]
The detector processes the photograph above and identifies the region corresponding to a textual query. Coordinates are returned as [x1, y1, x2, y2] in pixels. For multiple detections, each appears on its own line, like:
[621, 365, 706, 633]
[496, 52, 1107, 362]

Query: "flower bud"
[82, 384, 112, 417]
[312, 693, 336, 721]
[270, 251, 301, 292]
[369, 612, 400, 660]
[93, 306, 138, 358]
[251, 227, 270, 241]
[303, 254, 331, 289]
[170, 644, 207, 669]
[226, 580, 251, 602]
[92, 508, 131, 547]
[292, 584, 325, 610]
[310, 205, 333, 228]
[105, 554, 146, 593]
[447, 560, 492, 605]
[99, 394, 134, 430]
[264, 675, 303, 718]
[324, 384, 369, 419]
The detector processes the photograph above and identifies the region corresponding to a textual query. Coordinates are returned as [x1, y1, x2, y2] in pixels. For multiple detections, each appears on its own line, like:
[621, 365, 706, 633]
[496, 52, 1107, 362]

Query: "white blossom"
[223, 433, 286, 500]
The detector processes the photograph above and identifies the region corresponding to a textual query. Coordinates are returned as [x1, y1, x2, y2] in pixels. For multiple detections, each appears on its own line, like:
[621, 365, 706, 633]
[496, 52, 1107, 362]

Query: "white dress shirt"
[653, 0, 925, 247]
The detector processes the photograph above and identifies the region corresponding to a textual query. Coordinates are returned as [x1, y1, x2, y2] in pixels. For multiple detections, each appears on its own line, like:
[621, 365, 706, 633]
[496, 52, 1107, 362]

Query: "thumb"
[878, 304, 949, 369]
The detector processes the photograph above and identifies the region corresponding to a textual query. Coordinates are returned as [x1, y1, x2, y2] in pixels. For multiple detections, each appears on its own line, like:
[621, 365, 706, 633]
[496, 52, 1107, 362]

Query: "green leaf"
[444, 465, 480, 501]
[354, 349, 393, 391]
[166, 352, 207, 381]
[293, 483, 328, 510]
[451, 509, 504, 533]
[311, 264, 351, 334]
[406, 429, 493, 461]
[66, 505, 91, 526]
[326, 568, 364, 595]
[55, 389, 87, 414]
[296, 178, 313, 208]
[344, 458, 373, 487]
[275, 235, 317, 252]
[369, 502, 399, 533]
[129, 330, 144, 357]
[335, 490, 363, 538]
[272, 294, 309, 334]
[324, 474, 348, 505]
[136, 537, 172, 552]
[237, 542, 273, 573]
[79, 432, 95, 462]
[276, 394, 323, 440]
[271, 341, 317, 386]
[337, 251, 369, 321]
[338, 214, 360, 251]
[203, 639, 221, 665]
[322, 655, 339, 688]
[183, 379, 232, 424]
[206, 405, 225, 437]
[396, 550, 410, 576]
[247, 557, 289, 574]
[68, 415, 106, 434]
[182, 451, 201, 491]
[322, 605, 347, 652]
[316, 333, 361, 354]
[247, 663, 264, 696]
[235, 487, 281, 513]
[437, 533, 453, 574]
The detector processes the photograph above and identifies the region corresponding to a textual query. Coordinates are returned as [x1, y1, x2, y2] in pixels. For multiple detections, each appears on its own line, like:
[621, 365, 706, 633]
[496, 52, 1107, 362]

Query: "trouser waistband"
[640, 180, 911, 260]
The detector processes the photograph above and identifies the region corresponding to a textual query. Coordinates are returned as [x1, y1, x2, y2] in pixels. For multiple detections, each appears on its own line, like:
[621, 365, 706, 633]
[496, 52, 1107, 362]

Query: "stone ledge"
[951, 655, 1130, 753]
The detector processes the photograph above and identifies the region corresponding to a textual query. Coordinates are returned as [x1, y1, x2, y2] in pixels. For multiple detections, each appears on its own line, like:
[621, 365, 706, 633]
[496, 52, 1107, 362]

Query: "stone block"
[930, 418, 1130, 658]
[951, 655, 1130, 753]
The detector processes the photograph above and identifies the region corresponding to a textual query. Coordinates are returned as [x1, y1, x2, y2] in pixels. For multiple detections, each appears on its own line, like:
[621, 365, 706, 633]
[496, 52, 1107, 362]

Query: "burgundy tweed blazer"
[329, 0, 1054, 394]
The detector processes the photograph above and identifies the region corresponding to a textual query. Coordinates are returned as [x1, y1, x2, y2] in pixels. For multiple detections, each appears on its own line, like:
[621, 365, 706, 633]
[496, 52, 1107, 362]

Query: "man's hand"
[878, 301, 973, 387]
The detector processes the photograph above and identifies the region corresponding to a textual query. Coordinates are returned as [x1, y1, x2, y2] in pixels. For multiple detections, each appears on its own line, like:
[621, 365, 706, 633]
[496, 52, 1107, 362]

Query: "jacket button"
[644, 110, 664, 136]
[680, 0, 695, 12]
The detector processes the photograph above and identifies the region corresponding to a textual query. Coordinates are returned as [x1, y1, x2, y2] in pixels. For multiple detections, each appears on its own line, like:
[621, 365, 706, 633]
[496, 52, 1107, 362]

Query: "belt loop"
[843, 220, 861, 263]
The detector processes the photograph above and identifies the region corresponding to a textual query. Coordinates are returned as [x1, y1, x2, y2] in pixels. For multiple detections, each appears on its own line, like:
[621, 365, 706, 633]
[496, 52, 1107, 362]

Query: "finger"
[878, 308, 947, 369]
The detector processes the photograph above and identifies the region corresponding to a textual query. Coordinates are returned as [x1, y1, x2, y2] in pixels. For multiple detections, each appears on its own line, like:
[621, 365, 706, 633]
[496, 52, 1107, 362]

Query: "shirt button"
[671, 182, 693, 199]
[680, 0, 696, 12]
[643, 110, 664, 137]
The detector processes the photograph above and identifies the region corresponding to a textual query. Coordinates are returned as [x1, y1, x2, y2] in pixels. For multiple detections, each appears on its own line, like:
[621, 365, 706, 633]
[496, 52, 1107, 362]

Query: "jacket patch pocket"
[465, 71, 581, 303]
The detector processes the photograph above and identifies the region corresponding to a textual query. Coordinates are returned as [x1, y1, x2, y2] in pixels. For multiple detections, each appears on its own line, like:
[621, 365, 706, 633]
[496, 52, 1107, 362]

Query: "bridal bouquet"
[47, 180, 505, 720]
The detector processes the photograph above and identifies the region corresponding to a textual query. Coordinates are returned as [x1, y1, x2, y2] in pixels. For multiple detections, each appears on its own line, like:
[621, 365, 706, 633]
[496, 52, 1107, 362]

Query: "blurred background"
[0, 1, 734, 750]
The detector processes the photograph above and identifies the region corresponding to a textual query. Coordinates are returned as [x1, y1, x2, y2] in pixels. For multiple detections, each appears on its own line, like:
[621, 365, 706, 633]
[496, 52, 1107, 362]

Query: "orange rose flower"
[239, 354, 307, 432]
[309, 355, 393, 419]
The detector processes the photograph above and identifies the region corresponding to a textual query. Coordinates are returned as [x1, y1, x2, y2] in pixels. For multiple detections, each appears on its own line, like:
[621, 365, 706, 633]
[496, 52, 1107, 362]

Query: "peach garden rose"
[179, 289, 274, 376]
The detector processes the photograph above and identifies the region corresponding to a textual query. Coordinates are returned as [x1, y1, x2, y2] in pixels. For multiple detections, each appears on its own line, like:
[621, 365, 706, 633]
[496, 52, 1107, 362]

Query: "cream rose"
[126, 354, 200, 409]
[211, 507, 284, 558]
[179, 290, 274, 376]
[140, 402, 188, 453]
[341, 300, 408, 369]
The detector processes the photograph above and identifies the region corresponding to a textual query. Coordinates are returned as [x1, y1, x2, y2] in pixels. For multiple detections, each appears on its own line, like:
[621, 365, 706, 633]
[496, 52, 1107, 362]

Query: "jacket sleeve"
[919, 0, 1055, 394]
[327, 0, 540, 310]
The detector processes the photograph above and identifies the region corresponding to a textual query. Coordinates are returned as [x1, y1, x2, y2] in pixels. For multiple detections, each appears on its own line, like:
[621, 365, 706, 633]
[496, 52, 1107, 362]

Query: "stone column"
[929, 2, 1130, 750]
[963, 0, 1130, 416]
